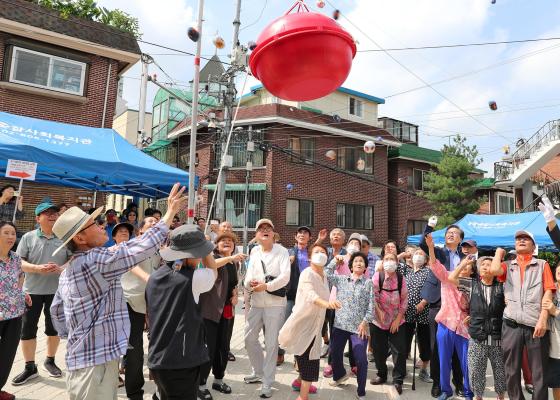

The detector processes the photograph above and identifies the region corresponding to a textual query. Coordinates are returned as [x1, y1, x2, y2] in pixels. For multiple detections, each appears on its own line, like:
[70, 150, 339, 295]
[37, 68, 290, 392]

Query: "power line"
[240, 0, 268, 31]
[357, 36, 560, 53]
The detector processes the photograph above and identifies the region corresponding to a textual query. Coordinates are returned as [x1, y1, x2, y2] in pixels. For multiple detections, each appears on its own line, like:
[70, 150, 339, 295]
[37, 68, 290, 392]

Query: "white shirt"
[244, 243, 290, 308]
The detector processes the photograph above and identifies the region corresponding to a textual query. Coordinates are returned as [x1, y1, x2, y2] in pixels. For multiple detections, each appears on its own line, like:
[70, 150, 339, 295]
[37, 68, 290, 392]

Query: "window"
[208, 189, 264, 228]
[349, 97, 363, 117]
[497, 194, 515, 214]
[286, 199, 314, 226]
[407, 220, 426, 236]
[289, 137, 314, 164]
[214, 129, 265, 168]
[413, 169, 429, 191]
[337, 148, 374, 174]
[9, 46, 86, 95]
[336, 203, 373, 229]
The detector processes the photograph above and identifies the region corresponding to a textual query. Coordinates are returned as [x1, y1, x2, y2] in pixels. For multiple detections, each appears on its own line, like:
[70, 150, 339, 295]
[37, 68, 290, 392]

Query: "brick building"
[0, 0, 140, 231]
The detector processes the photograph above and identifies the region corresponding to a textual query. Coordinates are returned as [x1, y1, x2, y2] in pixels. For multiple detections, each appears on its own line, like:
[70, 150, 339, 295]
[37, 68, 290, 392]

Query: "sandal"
[212, 382, 232, 394]
[118, 376, 125, 388]
[198, 389, 213, 400]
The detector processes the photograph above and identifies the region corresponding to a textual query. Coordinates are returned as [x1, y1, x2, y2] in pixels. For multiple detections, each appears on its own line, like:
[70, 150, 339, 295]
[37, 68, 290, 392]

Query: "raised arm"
[490, 247, 506, 276]
[448, 256, 474, 286]
[325, 255, 343, 286]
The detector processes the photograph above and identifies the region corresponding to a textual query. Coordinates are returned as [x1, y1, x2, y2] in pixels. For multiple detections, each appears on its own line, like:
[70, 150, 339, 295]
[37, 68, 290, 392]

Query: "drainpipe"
[101, 60, 112, 128]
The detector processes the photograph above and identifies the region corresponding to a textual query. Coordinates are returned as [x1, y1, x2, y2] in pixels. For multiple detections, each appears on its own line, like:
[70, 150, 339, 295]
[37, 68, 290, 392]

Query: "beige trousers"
[66, 359, 119, 400]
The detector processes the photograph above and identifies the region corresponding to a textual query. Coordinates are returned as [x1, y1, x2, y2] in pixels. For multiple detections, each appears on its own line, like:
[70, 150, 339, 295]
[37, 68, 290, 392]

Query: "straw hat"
[52, 206, 104, 256]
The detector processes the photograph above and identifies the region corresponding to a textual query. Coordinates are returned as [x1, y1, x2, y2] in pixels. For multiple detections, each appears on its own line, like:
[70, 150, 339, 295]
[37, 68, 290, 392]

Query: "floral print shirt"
[326, 259, 374, 334]
[0, 251, 25, 321]
[372, 270, 408, 330]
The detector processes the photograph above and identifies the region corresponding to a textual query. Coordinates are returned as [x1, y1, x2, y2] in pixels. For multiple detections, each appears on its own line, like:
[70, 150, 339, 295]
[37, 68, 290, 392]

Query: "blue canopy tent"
[0, 111, 195, 198]
[407, 212, 559, 251]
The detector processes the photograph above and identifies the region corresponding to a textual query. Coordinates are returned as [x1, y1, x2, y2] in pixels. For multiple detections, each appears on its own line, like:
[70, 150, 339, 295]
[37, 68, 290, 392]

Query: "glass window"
[349, 97, 363, 117]
[10, 47, 86, 95]
[413, 169, 429, 191]
[410, 126, 418, 143]
[336, 203, 373, 229]
[289, 137, 314, 164]
[402, 125, 410, 141]
[209, 189, 264, 228]
[407, 220, 426, 236]
[497, 194, 515, 214]
[214, 129, 265, 168]
[337, 148, 373, 174]
[152, 104, 161, 128]
[286, 199, 314, 226]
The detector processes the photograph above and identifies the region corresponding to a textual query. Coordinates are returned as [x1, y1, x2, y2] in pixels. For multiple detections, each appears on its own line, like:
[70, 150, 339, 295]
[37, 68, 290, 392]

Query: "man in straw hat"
[50, 183, 187, 400]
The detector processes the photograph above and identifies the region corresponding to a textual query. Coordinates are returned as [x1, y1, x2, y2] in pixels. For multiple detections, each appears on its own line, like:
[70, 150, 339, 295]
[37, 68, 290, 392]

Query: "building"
[0, 0, 140, 231]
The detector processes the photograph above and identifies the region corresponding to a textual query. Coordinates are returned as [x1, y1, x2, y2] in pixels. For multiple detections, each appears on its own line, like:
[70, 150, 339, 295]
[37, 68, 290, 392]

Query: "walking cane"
[412, 322, 418, 390]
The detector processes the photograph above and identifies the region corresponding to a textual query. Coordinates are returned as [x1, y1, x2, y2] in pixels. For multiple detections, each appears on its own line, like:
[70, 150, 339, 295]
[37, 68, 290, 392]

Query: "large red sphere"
[249, 9, 356, 101]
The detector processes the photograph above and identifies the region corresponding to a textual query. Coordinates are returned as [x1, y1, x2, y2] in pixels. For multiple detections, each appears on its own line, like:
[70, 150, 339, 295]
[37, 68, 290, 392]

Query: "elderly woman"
[0, 185, 23, 224]
[403, 248, 432, 383]
[0, 221, 30, 400]
[198, 232, 246, 400]
[371, 251, 408, 394]
[279, 244, 339, 400]
[326, 251, 373, 400]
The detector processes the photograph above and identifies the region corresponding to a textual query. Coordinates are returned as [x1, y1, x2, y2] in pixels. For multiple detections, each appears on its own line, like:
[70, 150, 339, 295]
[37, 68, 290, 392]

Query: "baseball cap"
[360, 235, 372, 245]
[35, 201, 59, 216]
[461, 239, 478, 248]
[514, 230, 535, 244]
[255, 218, 274, 231]
[348, 232, 362, 244]
[297, 226, 311, 235]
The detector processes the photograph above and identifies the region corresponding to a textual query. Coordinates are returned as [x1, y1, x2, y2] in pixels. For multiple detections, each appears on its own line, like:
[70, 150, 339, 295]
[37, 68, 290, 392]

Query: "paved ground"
[5, 303, 524, 400]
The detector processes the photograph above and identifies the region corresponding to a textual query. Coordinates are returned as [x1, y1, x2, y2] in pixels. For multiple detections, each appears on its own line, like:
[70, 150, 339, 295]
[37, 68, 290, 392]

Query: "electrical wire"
[240, 0, 268, 31]
[357, 36, 560, 53]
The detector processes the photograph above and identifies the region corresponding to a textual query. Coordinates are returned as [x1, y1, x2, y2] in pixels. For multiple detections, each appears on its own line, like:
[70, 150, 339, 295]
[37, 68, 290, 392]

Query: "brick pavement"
[5, 305, 522, 400]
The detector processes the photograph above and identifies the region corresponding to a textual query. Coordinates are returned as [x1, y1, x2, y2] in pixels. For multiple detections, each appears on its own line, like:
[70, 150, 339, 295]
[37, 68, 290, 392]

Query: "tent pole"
[93, 190, 97, 208]
[12, 178, 23, 224]
[187, 0, 204, 224]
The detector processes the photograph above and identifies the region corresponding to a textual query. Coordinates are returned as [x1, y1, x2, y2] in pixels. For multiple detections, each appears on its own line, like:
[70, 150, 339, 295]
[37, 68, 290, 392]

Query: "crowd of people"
[1, 183, 560, 400]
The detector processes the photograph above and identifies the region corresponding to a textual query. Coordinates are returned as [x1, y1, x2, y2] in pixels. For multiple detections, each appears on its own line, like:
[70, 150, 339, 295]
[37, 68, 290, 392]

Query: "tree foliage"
[421, 135, 486, 228]
[29, 0, 141, 38]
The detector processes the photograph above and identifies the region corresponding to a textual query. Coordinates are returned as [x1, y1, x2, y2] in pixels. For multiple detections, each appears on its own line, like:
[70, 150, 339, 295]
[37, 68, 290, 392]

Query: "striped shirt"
[50, 221, 169, 370]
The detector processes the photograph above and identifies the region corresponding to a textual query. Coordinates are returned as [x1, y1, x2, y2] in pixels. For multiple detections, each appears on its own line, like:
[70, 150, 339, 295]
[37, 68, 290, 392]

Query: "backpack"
[378, 270, 403, 296]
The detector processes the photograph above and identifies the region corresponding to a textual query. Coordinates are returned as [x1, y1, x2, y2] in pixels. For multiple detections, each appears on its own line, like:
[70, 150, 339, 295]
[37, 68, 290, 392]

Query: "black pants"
[21, 294, 57, 340]
[0, 317, 22, 390]
[428, 307, 462, 388]
[125, 303, 145, 400]
[502, 321, 549, 400]
[370, 323, 407, 384]
[199, 316, 233, 385]
[404, 322, 431, 362]
[151, 366, 200, 400]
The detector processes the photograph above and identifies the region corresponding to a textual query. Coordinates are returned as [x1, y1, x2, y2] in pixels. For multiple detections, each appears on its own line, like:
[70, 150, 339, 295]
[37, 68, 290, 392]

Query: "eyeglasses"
[78, 221, 99, 234]
[257, 226, 273, 232]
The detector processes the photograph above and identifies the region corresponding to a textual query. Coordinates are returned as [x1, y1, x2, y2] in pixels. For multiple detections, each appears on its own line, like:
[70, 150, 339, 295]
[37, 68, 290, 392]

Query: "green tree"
[421, 135, 486, 228]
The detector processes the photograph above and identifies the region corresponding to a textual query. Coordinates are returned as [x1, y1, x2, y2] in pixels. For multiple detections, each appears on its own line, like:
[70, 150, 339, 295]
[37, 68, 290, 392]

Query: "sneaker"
[419, 369, 433, 383]
[437, 393, 453, 400]
[329, 373, 350, 387]
[11, 364, 39, 385]
[525, 384, 534, 394]
[260, 385, 272, 398]
[291, 379, 317, 393]
[323, 365, 333, 378]
[0, 391, 15, 400]
[244, 374, 263, 384]
[320, 343, 329, 358]
[351, 366, 358, 376]
[367, 352, 374, 362]
[355, 395, 365, 400]
[44, 358, 62, 378]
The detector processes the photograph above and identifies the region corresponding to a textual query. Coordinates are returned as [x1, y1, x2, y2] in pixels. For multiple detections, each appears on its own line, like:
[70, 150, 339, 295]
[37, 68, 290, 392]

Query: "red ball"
[249, 10, 356, 101]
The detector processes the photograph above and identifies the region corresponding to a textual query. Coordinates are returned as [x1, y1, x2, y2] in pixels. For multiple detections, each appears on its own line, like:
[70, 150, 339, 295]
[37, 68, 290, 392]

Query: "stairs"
[494, 119, 560, 188]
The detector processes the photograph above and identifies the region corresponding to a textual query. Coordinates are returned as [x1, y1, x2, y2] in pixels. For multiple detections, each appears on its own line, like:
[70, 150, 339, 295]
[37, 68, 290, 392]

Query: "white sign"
[5, 159, 37, 181]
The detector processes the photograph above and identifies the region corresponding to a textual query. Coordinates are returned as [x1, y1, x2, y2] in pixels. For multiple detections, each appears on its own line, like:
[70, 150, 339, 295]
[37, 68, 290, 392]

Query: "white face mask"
[412, 254, 425, 265]
[347, 244, 360, 255]
[383, 261, 397, 273]
[311, 252, 328, 267]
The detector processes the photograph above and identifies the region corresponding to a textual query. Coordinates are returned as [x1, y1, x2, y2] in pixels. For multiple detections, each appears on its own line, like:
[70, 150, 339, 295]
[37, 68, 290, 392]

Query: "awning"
[0, 111, 196, 198]
[204, 183, 267, 191]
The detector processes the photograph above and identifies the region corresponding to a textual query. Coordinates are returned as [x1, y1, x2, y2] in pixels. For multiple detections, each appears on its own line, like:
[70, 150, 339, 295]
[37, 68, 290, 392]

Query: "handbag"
[260, 260, 288, 297]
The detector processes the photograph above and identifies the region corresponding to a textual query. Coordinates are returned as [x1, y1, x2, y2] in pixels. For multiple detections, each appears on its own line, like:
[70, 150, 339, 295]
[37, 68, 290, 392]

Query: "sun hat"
[111, 222, 134, 238]
[52, 206, 104, 256]
[35, 201, 59, 216]
[159, 224, 215, 261]
[255, 218, 274, 231]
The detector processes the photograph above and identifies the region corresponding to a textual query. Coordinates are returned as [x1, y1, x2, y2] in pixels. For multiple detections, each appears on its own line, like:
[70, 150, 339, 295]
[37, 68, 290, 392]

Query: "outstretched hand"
[538, 194, 556, 223]
[167, 183, 188, 216]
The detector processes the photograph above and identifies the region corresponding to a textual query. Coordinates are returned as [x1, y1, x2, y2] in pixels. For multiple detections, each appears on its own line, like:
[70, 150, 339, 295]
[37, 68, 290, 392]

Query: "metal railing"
[494, 120, 560, 182]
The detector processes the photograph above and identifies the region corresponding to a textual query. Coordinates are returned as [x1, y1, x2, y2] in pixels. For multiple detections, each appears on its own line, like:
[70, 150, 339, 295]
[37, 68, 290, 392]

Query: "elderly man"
[419, 217, 465, 398]
[460, 239, 478, 259]
[12, 201, 71, 386]
[50, 184, 186, 400]
[491, 230, 554, 400]
[243, 219, 290, 398]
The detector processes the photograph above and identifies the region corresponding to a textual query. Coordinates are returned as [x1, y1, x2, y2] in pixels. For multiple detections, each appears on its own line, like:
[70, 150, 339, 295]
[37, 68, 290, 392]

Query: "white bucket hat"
[52, 206, 104, 256]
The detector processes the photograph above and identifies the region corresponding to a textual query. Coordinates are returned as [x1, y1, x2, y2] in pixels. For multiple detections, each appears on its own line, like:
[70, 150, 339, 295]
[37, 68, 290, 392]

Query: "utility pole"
[187, 0, 205, 224]
[242, 128, 254, 253]
[137, 54, 153, 149]
[215, 0, 242, 222]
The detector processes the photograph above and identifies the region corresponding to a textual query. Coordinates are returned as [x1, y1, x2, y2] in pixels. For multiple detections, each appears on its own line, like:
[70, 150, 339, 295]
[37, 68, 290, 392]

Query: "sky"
[97, 0, 560, 174]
